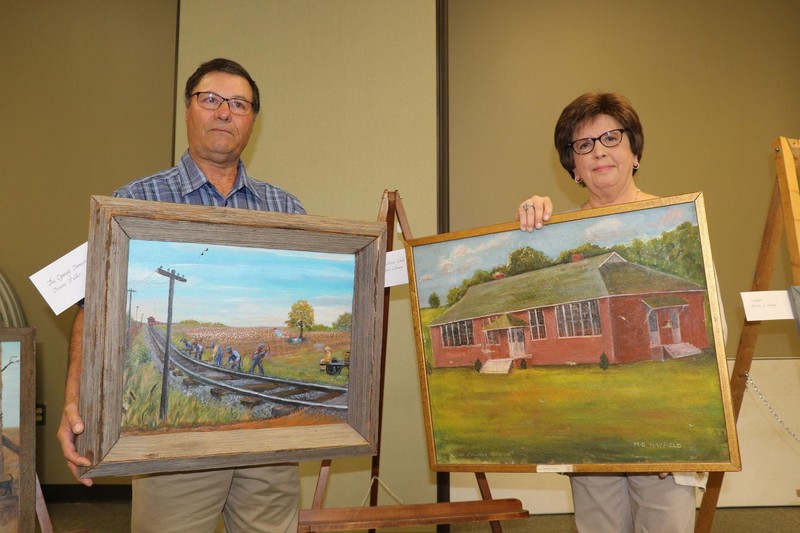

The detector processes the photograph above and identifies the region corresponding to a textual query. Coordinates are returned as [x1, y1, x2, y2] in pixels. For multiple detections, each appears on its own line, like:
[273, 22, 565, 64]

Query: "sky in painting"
[1, 341, 21, 427]
[127, 240, 355, 327]
[411, 203, 699, 303]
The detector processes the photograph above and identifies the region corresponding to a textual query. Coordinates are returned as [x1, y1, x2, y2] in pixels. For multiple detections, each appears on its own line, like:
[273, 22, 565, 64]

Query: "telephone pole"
[156, 267, 186, 422]
[125, 288, 136, 350]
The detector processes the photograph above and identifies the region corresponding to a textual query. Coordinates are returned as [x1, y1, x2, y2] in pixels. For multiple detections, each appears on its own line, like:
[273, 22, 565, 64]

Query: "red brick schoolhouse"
[428, 252, 709, 369]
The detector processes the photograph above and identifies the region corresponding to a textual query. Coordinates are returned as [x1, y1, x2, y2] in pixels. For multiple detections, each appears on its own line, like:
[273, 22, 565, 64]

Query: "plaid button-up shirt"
[113, 150, 306, 214]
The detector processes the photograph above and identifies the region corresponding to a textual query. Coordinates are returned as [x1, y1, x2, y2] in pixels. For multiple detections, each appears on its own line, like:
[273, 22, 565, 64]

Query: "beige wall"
[2, 1, 438, 516]
[448, 0, 800, 511]
[2, 1, 179, 486]
[6, 0, 797, 518]
[449, 0, 800, 357]
[177, 0, 438, 512]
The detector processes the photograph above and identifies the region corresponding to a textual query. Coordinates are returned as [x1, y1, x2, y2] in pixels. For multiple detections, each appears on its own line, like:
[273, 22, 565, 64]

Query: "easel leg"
[36, 474, 55, 533]
[475, 472, 503, 533]
[697, 179, 785, 532]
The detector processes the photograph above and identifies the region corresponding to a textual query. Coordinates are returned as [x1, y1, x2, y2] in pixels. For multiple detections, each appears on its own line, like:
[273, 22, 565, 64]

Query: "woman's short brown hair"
[554, 92, 644, 180]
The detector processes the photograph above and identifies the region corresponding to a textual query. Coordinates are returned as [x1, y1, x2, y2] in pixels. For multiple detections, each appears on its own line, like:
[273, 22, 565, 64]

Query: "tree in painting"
[331, 312, 352, 332]
[286, 299, 315, 340]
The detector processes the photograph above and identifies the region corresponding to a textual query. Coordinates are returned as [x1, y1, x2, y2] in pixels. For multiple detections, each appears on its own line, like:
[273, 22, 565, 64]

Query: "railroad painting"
[123, 240, 355, 434]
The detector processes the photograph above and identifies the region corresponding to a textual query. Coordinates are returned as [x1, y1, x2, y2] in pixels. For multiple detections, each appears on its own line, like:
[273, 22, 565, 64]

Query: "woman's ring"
[522, 203, 531, 210]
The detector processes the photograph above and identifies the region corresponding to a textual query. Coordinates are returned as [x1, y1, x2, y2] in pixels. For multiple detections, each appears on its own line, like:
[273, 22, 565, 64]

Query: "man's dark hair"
[184, 58, 260, 114]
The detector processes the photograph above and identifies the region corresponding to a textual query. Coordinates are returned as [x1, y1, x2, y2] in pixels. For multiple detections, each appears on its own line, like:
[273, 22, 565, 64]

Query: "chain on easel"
[745, 370, 800, 444]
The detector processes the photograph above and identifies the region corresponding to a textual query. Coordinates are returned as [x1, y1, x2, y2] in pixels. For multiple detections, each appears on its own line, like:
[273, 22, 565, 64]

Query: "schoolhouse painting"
[405, 194, 739, 471]
[429, 251, 709, 369]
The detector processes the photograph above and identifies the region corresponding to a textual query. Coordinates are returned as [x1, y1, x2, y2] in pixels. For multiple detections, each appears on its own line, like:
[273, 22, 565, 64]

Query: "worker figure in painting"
[319, 345, 333, 372]
[249, 343, 269, 375]
[213, 344, 224, 367]
[226, 346, 242, 371]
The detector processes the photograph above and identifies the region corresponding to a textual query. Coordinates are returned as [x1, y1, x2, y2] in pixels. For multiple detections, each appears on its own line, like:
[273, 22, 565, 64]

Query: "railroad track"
[145, 326, 348, 417]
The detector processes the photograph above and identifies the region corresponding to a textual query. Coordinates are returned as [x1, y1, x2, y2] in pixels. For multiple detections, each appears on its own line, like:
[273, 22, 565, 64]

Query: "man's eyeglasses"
[192, 91, 254, 116]
[567, 128, 630, 155]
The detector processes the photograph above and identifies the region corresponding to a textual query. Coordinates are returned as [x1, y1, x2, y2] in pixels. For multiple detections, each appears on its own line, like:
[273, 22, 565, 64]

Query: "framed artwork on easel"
[78, 196, 387, 478]
[0, 327, 36, 532]
[405, 192, 740, 474]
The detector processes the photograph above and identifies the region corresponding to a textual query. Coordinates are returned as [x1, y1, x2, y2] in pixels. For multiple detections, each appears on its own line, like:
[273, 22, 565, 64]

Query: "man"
[227, 346, 242, 371]
[250, 343, 269, 375]
[57, 58, 304, 533]
[214, 343, 225, 366]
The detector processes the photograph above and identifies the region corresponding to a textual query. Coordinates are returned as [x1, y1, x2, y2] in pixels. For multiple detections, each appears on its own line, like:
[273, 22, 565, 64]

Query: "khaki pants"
[131, 463, 299, 533]
[570, 474, 696, 533]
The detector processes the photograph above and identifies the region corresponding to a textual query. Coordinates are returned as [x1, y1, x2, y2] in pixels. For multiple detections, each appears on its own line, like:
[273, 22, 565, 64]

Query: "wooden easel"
[298, 190, 529, 532]
[695, 137, 800, 532]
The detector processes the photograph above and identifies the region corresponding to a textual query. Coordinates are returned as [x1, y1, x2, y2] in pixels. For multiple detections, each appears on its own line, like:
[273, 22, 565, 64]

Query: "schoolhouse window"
[441, 320, 475, 346]
[556, 300, 602, 337]
[648, 311, 659, 332]
[528, 308, 547, 340]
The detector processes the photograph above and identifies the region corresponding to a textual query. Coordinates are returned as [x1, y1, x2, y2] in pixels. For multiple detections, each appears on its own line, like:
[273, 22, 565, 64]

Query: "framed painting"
[405, 192, 740, 473]
[0, 327, 35, 532]
[78, 196, 386, 477]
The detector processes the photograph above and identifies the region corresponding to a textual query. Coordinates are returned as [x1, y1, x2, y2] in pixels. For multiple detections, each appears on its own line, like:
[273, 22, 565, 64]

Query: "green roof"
[484, 313, 528, 331]
[430, 252, 704, 326]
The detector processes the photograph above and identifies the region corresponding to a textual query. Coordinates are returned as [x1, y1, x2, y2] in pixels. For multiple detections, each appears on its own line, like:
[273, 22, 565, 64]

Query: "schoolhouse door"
[508, 327, 525, 357]
[670, 309, 682, 343]
[648, 311, 660, 347]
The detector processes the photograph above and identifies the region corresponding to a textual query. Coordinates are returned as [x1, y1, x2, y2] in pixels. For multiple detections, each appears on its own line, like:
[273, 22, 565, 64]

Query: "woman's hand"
[517, 196, 553, 232]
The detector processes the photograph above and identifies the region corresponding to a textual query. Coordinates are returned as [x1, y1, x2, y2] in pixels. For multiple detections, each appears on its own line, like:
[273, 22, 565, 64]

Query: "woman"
[516, 92, 705, 533]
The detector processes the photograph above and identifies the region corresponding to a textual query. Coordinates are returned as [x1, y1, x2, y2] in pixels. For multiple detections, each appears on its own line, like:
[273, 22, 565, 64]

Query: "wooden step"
[480, 358, 513, 374]
[298, 498, 528, 532]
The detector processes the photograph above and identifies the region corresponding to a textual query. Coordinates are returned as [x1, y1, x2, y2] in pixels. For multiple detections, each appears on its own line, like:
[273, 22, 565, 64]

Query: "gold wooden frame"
[0, 327, 36, 532]
[77, 196, 386, 477]
[405, 192, 740, 473]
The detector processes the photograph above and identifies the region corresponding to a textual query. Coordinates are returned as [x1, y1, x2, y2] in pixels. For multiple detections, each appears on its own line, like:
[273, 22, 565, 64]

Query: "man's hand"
[517, 195, 553, 231]
[57, 401, 93, 486]
[59, 306, 93, 486]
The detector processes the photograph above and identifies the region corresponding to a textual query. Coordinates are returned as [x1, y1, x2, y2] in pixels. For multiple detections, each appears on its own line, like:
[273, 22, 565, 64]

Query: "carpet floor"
[38, 503, 800, 532]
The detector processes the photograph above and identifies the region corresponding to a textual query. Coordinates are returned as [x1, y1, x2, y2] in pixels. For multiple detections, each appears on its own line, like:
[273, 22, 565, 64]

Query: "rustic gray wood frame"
[405, 192, 741, 473]
[0, 327, 36, 532]
[77, 196, 386, 477]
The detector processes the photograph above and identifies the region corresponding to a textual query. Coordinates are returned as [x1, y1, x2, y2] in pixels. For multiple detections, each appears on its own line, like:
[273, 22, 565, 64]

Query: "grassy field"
[427, 353, 731, 467]
[122, 333, 250, 430]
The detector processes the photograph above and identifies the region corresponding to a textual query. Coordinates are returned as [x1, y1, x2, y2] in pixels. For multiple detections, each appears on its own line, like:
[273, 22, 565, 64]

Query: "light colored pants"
[131, 463, 299, 533]
[570, 474, 696, 533]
